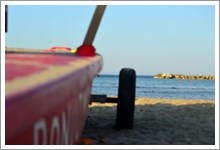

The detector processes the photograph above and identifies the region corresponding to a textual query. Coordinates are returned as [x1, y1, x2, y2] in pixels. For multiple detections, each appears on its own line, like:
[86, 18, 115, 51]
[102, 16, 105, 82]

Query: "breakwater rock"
[154, 74, 215, 80]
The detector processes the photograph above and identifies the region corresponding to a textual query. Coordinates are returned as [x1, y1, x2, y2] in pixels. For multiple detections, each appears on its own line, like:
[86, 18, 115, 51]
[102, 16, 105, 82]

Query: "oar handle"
[83, 5, 106, 45]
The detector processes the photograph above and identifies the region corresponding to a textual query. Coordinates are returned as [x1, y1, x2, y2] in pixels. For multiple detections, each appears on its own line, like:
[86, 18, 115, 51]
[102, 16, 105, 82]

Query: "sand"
[81, 98, 215, 145]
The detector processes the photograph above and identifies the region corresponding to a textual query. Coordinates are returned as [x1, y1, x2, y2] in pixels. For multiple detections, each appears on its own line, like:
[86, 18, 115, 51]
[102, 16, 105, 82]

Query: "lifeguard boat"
[5, 5, 136, 145]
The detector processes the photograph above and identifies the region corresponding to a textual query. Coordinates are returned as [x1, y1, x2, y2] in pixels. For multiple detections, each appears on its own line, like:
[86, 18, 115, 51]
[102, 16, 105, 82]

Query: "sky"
[5, 5, 215, 75]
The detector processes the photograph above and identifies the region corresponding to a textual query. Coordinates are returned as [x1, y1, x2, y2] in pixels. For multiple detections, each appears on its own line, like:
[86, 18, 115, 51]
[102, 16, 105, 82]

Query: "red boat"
[5, 5, 136, 145]
[6, 49, 103, 144]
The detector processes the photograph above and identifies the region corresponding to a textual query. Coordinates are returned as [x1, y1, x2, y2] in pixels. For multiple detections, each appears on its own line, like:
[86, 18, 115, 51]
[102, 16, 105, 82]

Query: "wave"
[135, 86, 214, 90]
[94, 85, 214, 91]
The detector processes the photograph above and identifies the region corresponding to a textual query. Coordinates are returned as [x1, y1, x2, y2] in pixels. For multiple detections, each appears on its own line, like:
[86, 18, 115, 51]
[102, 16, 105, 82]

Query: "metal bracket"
[90, 94, 118, 103]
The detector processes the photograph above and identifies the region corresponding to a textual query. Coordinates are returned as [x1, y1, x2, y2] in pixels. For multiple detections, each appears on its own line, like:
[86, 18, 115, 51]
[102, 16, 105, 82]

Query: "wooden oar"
[83, 5, 106, 45]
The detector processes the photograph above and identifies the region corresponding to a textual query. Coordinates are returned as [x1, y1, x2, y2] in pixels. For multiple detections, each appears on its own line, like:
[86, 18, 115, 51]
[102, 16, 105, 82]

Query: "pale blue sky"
[6, 5, 215, 75]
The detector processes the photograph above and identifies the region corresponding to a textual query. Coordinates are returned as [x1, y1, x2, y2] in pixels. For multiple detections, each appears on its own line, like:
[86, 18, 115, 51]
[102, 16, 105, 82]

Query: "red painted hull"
[5, 51, 103, 144]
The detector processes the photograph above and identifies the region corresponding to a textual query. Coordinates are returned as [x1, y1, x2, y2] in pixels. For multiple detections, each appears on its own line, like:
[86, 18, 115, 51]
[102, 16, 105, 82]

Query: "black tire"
[116, 68, 136, 130]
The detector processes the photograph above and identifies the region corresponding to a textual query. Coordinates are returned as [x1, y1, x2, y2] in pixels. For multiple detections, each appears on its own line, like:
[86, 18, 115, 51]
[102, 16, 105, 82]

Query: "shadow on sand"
[81, 102, 215, 145]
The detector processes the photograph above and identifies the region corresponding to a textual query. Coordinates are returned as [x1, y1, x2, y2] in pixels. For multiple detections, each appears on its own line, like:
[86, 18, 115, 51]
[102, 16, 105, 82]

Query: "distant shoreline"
[98, 74, 215, 79]
[154, 73, 215, 80]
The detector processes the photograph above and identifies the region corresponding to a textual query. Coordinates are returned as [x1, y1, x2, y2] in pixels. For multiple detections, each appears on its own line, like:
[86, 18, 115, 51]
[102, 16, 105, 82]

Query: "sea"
[92, 75, 215, 100]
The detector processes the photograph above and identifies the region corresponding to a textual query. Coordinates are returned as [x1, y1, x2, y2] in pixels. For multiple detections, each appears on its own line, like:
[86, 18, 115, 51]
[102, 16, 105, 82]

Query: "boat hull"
[5, 51, 103, 144]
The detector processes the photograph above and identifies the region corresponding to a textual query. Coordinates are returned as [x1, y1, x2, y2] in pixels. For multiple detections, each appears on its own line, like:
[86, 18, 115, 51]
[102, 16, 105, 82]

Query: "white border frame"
[1, 1, 219, 149]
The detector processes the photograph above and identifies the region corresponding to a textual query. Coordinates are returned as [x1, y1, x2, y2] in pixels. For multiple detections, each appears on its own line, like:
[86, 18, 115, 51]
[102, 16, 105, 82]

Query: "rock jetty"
[154, 73, 215, 80]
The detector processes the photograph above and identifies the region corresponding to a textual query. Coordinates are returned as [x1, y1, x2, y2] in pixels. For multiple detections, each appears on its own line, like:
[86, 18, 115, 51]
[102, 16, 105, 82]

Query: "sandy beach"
[81, 98, 215, 145]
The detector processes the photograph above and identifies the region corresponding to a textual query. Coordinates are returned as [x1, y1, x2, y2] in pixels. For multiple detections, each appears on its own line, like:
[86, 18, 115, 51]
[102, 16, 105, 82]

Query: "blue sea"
[92, 75, 215, 100]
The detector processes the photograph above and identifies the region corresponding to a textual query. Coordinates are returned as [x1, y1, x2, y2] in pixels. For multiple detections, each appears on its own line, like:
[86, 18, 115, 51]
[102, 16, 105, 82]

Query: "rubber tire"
[116, 68, 136, 130]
